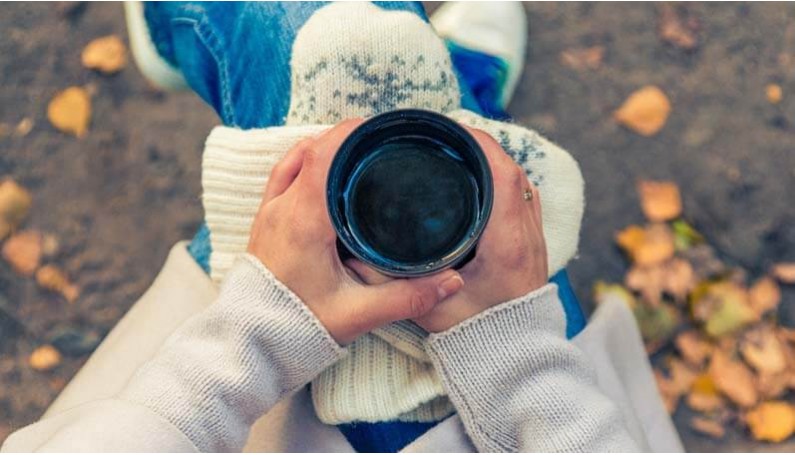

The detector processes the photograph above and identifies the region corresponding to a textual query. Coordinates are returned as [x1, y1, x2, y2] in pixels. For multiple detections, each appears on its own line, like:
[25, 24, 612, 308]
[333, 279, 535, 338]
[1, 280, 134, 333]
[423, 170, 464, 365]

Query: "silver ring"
[523, 189, 534, 201]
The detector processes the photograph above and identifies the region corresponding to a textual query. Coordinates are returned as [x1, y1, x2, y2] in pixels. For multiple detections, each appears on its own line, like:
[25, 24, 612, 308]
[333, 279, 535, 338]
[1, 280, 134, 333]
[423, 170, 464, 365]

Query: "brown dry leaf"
[637, 180, 683, 222]
[676, 330, 712, 368]
[668, 357, 697, 393]
[1, 230, 42, 276]
[47, 86, 91, 138]
[658, 4, 700, 51]
[745, 401, 795, 443]
[772, 262, 795, 284]
[663, 258, 695, 302]
[560, 46, 605, 71]
[14, 118, 33, 137]
[740, 326, 787, 375]
[81, 35, 127, 74]
[690, 416, 725, 439]
[625, 264, 664, 306]
[654, 369, 681, 414]
[749, 277, 781, 316]
[709, 349, 758, 408]
[0, 179, 32, 240]
[36, 265, 80, 303]
[757, 373, 790, 400]
[29, 345, 61, 371]
[614, 86, 672, 136]
[766, 84, 783, 104]
[616, 224, 675, 266]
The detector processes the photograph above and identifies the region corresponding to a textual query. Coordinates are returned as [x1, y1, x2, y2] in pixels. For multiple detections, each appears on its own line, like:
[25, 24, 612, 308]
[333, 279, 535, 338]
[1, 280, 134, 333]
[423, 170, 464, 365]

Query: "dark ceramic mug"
[327, 109, 493, 277]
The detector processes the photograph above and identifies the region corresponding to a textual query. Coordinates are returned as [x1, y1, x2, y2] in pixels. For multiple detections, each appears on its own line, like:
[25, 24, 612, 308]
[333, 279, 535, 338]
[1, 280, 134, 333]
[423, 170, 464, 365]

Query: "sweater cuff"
[427, 283, 564, 350]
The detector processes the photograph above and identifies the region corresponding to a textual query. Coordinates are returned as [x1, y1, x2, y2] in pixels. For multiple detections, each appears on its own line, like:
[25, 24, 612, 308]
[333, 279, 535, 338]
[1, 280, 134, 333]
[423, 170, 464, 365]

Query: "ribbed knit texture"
[200, 2, 583, 424]
[427, 284, 637, 452]
[120, 255, 346, 452]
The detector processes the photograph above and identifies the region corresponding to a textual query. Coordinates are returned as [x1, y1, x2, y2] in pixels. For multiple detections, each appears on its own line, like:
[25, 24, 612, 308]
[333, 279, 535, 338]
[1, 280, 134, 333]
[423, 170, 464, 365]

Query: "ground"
[1, 2, 794, 451]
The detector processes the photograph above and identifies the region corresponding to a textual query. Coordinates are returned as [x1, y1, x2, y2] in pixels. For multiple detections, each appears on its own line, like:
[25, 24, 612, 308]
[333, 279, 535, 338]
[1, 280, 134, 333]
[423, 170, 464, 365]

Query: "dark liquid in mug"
[344, 137, 480, 265]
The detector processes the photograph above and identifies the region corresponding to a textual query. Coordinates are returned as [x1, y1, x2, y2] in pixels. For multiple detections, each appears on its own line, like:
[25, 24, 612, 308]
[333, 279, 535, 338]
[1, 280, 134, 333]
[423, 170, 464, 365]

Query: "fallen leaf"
[634, 302, 680, 349]
[766, 84, 783, 104]
[626, 264, 664, 306]
[41, 234, 59, 257]
[690, 416, 725, 439]
[709, 349, 758, 408]
[658, 3, 700, 51]
[616, 224, 675, 266]
[691, 281, 758, 338]
[29, 345, 61, 371]
[672, 220, 704, 251]
[593, 282, 637, 310]
[36, 265, 80, 303]
[680, 244, 726, 280]
[740, 326, 787, 375]
[2, 230, 42, 276]
[772, 263, 795, 284]
[687, 390, 726, 412]
[614, 86, 672, 136]
[663, 258, 696, 302]
[668, 357, 697, 392]
[745, 401, 795, 443]
[560, 46, 605, 71]
[748, 277, 781, 316]
[637, 180, 683, 222]
[0, 179, 32, 239]
[757, 373, 790, 400]
[81, 35, 127, 74]
[676, 330, 712, 368]
[47, 86, 91, 138]
[14, 118, 33, 137]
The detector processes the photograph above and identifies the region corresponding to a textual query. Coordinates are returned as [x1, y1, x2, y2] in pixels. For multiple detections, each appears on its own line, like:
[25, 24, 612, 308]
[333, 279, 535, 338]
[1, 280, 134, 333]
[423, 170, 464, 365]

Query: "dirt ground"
[1, 2, 794, 451]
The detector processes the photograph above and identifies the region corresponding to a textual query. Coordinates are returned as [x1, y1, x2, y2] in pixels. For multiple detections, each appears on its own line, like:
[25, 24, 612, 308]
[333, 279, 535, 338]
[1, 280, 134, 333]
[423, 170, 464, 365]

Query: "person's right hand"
[246, 119, 465, 345]
[348, 128, 549, 333]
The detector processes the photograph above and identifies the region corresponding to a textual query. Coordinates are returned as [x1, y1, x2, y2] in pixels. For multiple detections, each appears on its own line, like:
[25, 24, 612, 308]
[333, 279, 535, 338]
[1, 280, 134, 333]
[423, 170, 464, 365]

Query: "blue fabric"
[144, 2, 585, 451]
[337, 420, 439, 453]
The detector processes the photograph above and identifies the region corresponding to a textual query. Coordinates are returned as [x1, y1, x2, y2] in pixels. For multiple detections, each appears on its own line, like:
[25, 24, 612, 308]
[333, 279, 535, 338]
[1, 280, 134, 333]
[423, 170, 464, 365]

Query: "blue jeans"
[144, 2, 585, 451]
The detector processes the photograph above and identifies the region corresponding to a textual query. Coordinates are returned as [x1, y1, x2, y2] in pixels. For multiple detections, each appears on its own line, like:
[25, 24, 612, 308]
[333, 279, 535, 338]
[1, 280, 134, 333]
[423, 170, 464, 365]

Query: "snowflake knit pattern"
[201, 2, 584, 424]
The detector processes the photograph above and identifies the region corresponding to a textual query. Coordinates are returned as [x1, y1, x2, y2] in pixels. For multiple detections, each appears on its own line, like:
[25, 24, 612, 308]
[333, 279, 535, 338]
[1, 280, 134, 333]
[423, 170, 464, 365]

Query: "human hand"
[247, 119, 465, 344]
[348, 127, 548, 333]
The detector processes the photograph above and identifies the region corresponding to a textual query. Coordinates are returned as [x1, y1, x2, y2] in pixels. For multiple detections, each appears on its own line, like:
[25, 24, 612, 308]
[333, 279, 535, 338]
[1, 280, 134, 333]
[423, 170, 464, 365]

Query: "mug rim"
[326, 109, 494, 277]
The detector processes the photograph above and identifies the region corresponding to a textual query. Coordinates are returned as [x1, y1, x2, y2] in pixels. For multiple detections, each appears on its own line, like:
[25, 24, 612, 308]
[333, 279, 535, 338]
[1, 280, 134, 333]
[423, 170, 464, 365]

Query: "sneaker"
[430, 2, 527, 110]
[123, 1, 188, 91]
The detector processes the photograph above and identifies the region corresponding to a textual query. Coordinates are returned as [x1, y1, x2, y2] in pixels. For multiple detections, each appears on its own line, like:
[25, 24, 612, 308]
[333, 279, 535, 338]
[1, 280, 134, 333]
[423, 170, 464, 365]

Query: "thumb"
[343, 270, 464, 337]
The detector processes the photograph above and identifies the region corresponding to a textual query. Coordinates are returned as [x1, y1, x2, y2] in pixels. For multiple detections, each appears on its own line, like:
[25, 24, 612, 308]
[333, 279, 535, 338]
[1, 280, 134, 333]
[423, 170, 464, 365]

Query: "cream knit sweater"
[202, 2, 584, 424]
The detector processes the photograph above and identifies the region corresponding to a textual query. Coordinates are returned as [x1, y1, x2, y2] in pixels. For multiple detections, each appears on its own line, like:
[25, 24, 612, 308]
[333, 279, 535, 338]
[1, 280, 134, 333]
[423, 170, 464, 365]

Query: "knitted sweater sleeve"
[426, 284, 639, 452]
[115, 254, 347, 452]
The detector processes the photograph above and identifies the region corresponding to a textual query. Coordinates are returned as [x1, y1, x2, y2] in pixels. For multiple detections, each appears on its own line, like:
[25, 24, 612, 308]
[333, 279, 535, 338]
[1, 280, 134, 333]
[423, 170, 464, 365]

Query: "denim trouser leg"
[146, 0, 586, 341]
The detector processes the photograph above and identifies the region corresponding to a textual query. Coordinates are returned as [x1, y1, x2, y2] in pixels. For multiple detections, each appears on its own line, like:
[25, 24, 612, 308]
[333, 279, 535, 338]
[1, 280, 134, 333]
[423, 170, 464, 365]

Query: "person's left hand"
[247, 119, 465, 345]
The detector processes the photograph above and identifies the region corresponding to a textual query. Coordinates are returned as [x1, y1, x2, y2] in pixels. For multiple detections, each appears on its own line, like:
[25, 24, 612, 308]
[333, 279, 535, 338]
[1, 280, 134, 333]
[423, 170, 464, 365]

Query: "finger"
[300, 118, 365, 187]
[262, 139, 310, 204]
[345, 258, 392, 285]
[344, 270, 464, 333]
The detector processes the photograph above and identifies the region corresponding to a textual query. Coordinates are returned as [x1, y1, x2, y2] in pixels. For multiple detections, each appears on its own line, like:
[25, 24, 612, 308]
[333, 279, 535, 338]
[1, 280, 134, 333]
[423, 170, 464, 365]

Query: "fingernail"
[437, 274, 464, 299]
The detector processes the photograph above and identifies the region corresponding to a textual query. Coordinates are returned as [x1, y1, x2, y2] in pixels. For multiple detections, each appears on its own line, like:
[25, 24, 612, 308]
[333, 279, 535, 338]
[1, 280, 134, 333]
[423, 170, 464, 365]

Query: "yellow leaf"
[740, 326, 787, 375]
[81, 35, 127, 74]
[616, 224, 675, 266]
[0, 179, 32, 240]
[637, 180, 682, 222]
[745, 401, 795, 443]
[47, 87, 91, 138]
[1, 230, 42, 276]
[593, 282, 637, 310]
[36, 264, 80, 303]
[692, 282, 758, 337]
[766, 84, 783, 105]
[614, 85, 672, 136]
[29, 345, 61, 372]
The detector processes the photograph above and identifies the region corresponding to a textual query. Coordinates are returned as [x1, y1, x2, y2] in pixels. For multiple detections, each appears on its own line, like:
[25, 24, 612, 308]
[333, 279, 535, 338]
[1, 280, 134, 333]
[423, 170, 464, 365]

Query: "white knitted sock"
[201, 2, 583, 424]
